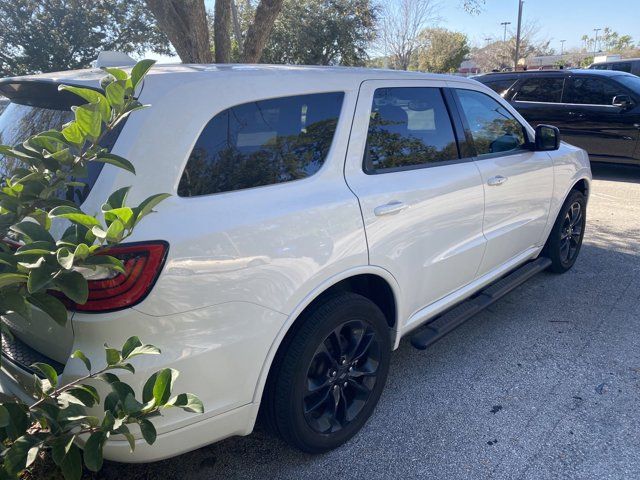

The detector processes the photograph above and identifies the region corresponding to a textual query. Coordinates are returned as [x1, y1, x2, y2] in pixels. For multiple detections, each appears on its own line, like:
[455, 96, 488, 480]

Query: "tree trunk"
[214, 0, 232, 63]
[230, 0, 243, 48]
[242, 0, 284, 63]
[146, 0, 213, 63]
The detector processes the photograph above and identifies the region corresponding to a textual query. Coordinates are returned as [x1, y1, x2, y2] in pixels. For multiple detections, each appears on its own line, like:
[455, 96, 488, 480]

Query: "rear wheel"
[545, 189, 586, 273]
[263, 293, 391, 453]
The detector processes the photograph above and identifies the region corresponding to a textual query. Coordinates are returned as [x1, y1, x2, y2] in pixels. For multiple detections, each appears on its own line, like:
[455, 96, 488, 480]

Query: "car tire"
[545, 189, 587, 274]
[262, 292, 391, 453]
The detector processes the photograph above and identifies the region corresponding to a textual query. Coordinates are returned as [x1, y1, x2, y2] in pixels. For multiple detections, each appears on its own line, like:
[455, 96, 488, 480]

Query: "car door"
[509, 74, 570, 130]
[344, 80, 486, 321]
[563, 75, 640, 161]
[451, 86, 554, 277]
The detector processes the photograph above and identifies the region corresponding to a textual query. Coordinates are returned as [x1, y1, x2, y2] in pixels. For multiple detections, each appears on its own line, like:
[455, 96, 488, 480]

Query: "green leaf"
[91, 225, 107, 239]
[57, 247, 74, 269]
[27, 265, 55, 293]
[59, 85, 111, 123]
[93, 153, 136, 174]
[105, 347, 121, 366]
[127, 344, 161, 359]
[166, 393, 204, 413]
[54, 270, 88, 304]
[102, 67, 128, 81]
[123, 393, 143, 414]
[104, 207, 135, 229]
[51, 435, 76, 466]
[70, 350, 91, 371]
[105, 80, 126, 107]
[151, 368, 178, 406]
[131, 59, 156, 88]
[60, 444, 82, 480]
[105, 218, 125, 243]
[11, 220, 55, 243]
[0, 273, 28, 289]
[83, 431, 106, 472]
[0, 290, 30, 319]
[60, 385, 100, 407]
[74, 103, 102, 139]
[82, 254, 125, 274]
[134, 193, 171, 225]
[0, 405, 10, 427]
[121, 336, 142, 359]
[26, 292, 68, 326]
[2, 403, 29, 440]
[73, 243, 90, 261]
[97, 372, 120, 384]
[61, 121, 85, 146]
[105, 186, 130, 209]
[3, 435, 37, 475]
[31, 362, 58, 388]
[49, 205, 101, 228]
[26, 445, 40, 468]
[138, 418, 157, 445]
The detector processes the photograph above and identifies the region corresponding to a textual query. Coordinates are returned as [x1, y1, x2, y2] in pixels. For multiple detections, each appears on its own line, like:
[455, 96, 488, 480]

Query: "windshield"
[615, 75, 640, 93]
[0, 93, 109, 205]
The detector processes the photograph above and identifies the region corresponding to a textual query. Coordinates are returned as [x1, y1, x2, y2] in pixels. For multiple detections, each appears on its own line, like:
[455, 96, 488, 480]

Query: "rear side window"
[515, 77, 564, 103]
[177, 92, 344, 197]
[363, 87, 458, 173]
[565, 77, 621, 105]
[456, 89, 526, 157]
[482, 79, 517, 97]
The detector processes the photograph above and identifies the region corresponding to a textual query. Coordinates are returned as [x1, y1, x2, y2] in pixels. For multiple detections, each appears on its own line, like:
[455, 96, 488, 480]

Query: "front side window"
[178, 92, 344, 197]
[363, 87, 458, 173]
[456, 89, 526, 157]
[515, 77, 564, 103]
[483, 79, 517, 97]
[565, 77, 621, 105]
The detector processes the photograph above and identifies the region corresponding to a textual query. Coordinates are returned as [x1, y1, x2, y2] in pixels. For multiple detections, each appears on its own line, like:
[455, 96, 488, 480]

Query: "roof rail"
[94, 51, 137, 68]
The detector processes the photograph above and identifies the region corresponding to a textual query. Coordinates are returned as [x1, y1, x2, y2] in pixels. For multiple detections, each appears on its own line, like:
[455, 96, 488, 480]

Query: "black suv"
[475, 69, 640, 165]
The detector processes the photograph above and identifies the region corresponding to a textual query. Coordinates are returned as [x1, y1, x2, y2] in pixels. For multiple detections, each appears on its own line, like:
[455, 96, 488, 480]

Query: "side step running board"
[410, 257, 552, 350]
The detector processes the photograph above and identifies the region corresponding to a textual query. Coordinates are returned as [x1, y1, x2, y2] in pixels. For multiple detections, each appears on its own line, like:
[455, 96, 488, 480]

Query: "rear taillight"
[70, 241, 168, 313]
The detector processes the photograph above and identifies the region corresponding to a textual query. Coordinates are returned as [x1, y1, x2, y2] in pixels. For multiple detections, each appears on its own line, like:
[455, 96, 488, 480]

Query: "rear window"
[515, 77, 565, 103]
[565, 77, 621, 105]
[177, 92, 344, 197]
[0, 82, 120, 205]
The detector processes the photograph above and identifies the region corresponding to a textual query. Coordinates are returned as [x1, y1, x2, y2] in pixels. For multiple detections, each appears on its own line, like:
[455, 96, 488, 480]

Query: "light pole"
[514, 0, 524, 70]
[501, 21, 511, 42]
[560, 39, 566, 55]
[593, 28, 601, 56]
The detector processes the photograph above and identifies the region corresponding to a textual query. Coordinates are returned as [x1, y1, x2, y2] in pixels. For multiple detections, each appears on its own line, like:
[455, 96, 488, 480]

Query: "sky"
[151, 0, 639, 62]
[439, 0, 639, 51]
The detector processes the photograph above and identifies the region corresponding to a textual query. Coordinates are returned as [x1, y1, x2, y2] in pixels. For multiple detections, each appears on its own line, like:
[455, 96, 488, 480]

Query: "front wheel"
[262, 293, 391, 453]
[545, 189, 587, 273]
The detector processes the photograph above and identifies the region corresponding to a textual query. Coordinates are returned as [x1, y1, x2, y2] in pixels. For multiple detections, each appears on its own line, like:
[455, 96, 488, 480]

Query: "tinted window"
[0, 102, 114, 205]
[565, 77, 621, 105]
[615, 75, 640, 93]
[456, 89, 526, 157]
[363, 88, 458, 172]
[482, 79, 517, 96]
[614, 62, 633, 73]
[178, 93, 344, 197]
[515, 77, 564, 102]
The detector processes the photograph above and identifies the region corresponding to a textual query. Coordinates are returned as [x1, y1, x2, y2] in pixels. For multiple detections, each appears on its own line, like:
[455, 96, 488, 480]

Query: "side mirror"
[535, 124, 560, 151]
[612, 94, 633, 109]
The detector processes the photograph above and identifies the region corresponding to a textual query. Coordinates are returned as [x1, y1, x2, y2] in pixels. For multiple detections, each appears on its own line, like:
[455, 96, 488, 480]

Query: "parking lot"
[101, 163, 640, 480]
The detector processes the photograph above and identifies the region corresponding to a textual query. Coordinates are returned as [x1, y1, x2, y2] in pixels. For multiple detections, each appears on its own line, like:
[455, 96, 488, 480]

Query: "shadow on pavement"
[590, 162, 639, 183]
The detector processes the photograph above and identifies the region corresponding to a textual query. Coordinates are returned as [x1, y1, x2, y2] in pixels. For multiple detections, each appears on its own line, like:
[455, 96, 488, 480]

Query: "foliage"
[461, 0, 484, 15]
[377, 0, 440, 70]
[258, 0, 378, 66]
[0, 338, 203, 479]
[0, 0, 171, 77]
[0, 60, 202, 478]
[412, 28, 469, 73]
[581, 27, 635, 53]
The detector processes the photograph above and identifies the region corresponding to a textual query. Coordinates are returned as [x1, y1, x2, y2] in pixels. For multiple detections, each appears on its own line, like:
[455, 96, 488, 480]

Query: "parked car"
[589, 58, 640, 76]
[475, 69, 640, 165]
[0, 64, 591, 461]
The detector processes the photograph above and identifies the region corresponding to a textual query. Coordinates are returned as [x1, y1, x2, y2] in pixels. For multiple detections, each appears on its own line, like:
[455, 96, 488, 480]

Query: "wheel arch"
[251, 266, 401, 405]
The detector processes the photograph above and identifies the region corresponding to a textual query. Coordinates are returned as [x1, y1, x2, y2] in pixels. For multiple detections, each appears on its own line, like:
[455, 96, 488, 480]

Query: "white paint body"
[0, 65, 591, 462]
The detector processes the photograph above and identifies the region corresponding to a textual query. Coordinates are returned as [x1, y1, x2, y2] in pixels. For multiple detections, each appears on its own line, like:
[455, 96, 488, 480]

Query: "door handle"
[487, 175, 508, 186]
[374, 201, 408, 217]
[568, 111, 585, 119]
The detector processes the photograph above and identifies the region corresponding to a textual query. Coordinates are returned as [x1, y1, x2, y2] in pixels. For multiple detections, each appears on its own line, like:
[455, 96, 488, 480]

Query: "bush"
[0, 60, 202, 479]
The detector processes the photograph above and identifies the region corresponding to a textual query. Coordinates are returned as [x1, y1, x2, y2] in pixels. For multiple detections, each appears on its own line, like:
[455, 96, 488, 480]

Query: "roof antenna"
[94, 51, 137, 68]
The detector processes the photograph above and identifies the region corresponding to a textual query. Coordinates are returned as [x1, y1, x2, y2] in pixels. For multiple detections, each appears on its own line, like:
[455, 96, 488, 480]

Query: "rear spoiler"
[0, 80, 102, 111]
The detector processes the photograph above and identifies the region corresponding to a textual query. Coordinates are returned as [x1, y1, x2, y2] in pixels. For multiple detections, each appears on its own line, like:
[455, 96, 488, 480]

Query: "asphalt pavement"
[101, 163, 640, 480]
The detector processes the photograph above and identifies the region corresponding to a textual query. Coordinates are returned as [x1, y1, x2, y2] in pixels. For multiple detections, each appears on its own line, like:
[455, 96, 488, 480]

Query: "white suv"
[0, 65, 591, 461]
